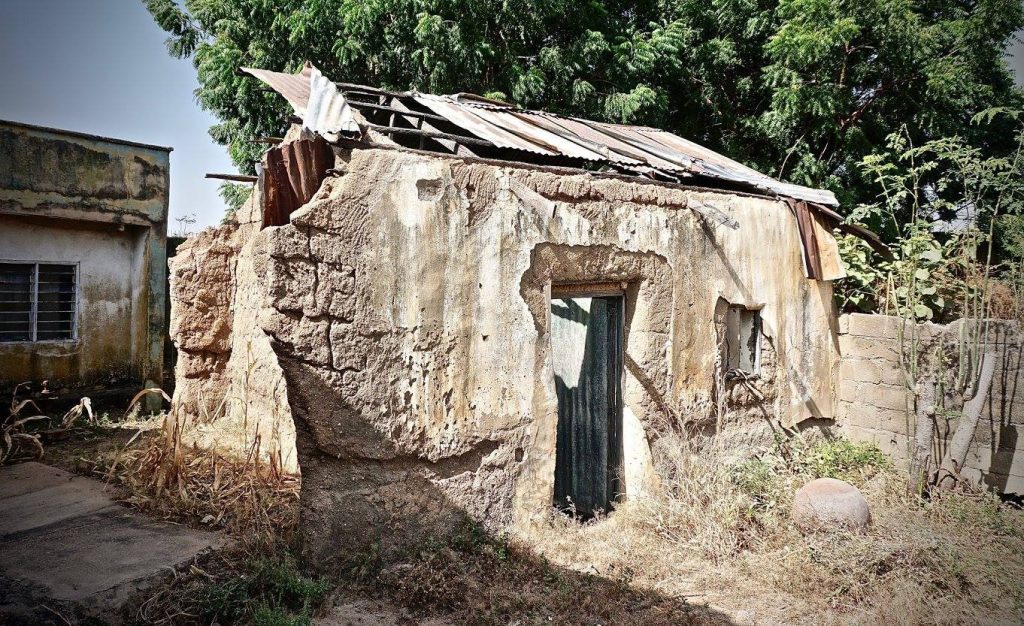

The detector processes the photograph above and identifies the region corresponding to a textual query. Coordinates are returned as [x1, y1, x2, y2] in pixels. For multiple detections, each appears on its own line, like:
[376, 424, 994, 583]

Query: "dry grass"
[368, 516, 716, 625]
[117, 545, 330, 625]
[52, 397, 309, 624]
[31, 383, 1023, 624]
[101, 409, 300, 547]
[524, 434, 1024, 625]
[2, 382, 96, 463]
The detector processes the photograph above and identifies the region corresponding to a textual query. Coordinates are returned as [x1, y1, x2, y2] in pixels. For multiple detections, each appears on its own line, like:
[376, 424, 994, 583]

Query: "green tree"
[146, 0, 1024, 217]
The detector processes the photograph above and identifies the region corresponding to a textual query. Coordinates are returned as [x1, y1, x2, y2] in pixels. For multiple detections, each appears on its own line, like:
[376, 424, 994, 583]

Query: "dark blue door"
[551, 295, 624, 517]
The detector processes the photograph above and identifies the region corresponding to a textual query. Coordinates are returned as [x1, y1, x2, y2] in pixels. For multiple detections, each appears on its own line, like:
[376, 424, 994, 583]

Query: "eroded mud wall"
[257, 147, 838, 572]
[169, 224, 239, 416]
[168, 197, 295, 471]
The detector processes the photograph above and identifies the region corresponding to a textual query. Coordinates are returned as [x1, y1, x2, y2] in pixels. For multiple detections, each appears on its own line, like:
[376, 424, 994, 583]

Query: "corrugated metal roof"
[241, 65, 839, 206]
[413, 94, 558, 156]
[305, 65, 360, 137]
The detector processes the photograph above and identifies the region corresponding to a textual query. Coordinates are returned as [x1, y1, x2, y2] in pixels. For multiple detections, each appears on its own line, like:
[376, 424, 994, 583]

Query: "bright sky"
[1, 0, 1022, 233]
[0, 0, 235, 231]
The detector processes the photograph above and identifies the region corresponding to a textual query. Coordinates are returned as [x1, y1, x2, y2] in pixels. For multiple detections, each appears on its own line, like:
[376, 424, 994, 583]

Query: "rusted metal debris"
[787, 198, 825, 280]
[262, 133, 334, 227]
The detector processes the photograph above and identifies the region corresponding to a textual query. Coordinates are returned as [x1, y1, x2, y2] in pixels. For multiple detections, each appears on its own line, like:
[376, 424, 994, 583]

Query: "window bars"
[0, 262, 77, 343]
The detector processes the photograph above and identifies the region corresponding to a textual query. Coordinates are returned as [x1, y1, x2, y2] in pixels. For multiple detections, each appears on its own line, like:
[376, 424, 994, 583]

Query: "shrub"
[794, 439, 891, 484]
[199, 557, 330, 625]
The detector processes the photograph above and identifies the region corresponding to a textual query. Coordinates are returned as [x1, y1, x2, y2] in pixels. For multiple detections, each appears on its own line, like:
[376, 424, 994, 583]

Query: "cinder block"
[838, 424, 876, 445]
[837, 378, 860, 403]
[838, 314, 851, 335]
[838, 335, 903, 362]
[874, 407, 914, 435]
[839, 358, 906, 386]
[1001, 473, 1024, 493]
[964, 445, 1024, 477]
[854, 381, 913, 412]
[982, 396, 1024, 424]
[872, 430, 911, 460]
[844, 313, 906, 340]
[980, 471, 1024, 494]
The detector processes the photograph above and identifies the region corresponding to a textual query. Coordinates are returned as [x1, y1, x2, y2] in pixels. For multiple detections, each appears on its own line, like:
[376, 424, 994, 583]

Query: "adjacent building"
[0, 120, 170, 397]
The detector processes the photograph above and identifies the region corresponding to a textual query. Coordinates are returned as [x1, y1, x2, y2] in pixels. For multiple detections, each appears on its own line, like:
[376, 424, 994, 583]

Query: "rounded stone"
[792, 477, 871, 532]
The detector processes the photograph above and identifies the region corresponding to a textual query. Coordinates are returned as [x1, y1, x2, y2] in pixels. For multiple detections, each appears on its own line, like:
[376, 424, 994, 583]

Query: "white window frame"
[0, 260, 79, 344]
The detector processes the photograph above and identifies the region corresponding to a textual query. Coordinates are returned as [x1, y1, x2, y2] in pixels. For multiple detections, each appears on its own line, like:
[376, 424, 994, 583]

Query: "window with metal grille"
[0, 263, 77, 343]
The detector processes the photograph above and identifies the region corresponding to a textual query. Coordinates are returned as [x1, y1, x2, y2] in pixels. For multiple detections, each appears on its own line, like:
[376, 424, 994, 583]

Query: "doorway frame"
[549, 282, 627, 515]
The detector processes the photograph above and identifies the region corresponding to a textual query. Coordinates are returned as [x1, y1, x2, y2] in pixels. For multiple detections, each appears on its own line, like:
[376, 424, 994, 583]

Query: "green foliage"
[796, 438, 891, 482]
[731, 438, 889, 512]
[995, 213, 1024, 261]
[836, 111, 1024, 321]
[219, 181, 253, 216]
[732, 456, 790, 513]
[199, 557, 330, 624]
[835, 234, 888, 313]
[252, 605, 314, 626]
[147, 0, 1024, 210]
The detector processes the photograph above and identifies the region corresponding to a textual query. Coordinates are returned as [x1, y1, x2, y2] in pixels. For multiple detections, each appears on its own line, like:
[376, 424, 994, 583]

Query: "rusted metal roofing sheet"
[638, 129, 840, 206]
[263, 132, 334, 227]
[241, 64, 839, 206]
[531, 114, 689, 173]
[509, 112, 642, 166]
[412, 94, 557, 156]
[483, 110, 609, 162]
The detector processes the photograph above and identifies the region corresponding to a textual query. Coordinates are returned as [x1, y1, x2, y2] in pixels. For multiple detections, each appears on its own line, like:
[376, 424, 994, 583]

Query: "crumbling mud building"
[170, 64, 876, 570]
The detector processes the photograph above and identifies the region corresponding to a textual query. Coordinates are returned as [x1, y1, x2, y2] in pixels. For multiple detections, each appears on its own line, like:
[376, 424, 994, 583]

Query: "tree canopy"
[147, 0, 1024, 215]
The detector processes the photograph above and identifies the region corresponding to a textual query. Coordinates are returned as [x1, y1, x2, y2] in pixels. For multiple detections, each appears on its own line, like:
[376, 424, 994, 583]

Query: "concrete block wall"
[837, 313, 1024, 493]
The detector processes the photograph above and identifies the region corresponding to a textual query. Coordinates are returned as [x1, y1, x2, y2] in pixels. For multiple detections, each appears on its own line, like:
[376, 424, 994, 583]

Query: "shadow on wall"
[163, 235, 188, 392]
[983, 327, 1024, 493]
[279, 355, 734, 625]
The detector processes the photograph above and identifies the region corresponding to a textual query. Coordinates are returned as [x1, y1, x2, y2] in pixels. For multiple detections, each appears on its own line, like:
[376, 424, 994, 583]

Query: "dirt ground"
[6, 420, 1024, 625]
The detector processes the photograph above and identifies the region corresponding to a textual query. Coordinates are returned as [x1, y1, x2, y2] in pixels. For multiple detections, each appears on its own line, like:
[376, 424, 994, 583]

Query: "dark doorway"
[551, 292, 624, 518]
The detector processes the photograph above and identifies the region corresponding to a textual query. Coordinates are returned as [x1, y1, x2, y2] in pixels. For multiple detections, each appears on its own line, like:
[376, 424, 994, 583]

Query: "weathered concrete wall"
[837, 313, 1024, 492]
[254, 146, 839, 571]
[0, 120, 169, 394]
[168, 195, 295, 471]
[0, 217, 139, 389]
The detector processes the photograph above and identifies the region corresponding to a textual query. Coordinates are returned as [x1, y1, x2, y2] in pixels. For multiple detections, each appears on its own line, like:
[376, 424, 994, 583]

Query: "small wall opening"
[550, 284, 624, 518]
[722, 304, 762, 376]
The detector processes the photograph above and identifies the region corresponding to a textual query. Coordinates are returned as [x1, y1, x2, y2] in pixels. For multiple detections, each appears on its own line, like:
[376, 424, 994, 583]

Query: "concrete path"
[0, 462, 223, 622]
